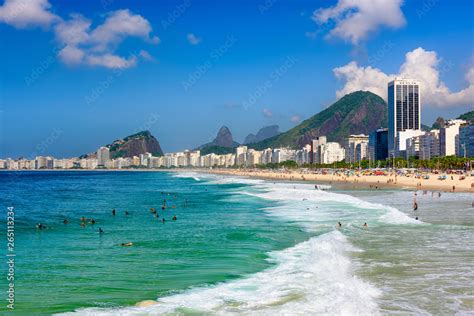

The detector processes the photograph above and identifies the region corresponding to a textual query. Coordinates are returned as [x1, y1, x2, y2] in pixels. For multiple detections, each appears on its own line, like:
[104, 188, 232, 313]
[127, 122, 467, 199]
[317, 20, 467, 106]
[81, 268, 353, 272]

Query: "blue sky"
[0, 0, 473, 158]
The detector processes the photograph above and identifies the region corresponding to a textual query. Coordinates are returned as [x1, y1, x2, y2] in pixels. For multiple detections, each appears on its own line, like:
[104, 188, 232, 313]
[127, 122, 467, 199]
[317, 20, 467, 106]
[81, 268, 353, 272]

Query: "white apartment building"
[235, 146, 248, 166]
[345, 135, 369, 163]
[419, 130, 440, 160]
[440, 119, 466, 156]
[320, 142, 345, 164]
[139, 153, 152, 166]
[395, 129, 425, 158]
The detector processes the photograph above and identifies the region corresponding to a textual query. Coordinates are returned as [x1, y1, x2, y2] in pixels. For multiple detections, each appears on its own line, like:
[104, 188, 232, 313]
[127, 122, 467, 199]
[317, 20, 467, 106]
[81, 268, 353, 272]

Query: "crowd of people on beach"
[35, 191, 184, 247]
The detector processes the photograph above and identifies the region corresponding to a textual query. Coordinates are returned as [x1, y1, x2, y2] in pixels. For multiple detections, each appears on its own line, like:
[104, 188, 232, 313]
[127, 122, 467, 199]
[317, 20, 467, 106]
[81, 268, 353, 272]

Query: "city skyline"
[1, 0, 473, 158]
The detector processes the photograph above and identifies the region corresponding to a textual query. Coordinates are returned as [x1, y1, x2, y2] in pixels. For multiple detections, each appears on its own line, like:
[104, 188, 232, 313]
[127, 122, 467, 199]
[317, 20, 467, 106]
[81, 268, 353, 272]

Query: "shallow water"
[0, 171, 472, 315]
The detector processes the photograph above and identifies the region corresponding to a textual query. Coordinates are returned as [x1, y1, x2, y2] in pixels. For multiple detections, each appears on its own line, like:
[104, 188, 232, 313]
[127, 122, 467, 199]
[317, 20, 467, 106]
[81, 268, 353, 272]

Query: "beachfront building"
[406, 135, 423, 159]
[97, 147, 110, 166]
[388, 78, 421, 157]
[419, 130, 440, 160]
[395, 129, 425, 158]
[139, 153, 152, 166]
[368, 128, 388, 161]
[319, 142, 345, 164]
[79, 158, 98, 169]
[235, 146, 248, 166]
[458, 123, 474, 158]
[184, 150, 201, 167]
[271, 148, 296, 164]
[259, 148, 273, 164]
[439, 119, 466, 157]
[310, 136, 327, 164]
[295, 145, 311, 165]
[345, 134, 369, 163]
[35, 156, 54, 169]
[246, 149, 261, 166]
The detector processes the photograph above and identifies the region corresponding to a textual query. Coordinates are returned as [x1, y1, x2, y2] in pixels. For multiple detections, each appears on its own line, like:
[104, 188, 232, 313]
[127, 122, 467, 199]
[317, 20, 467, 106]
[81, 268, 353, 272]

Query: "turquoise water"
[0, 171, 473, 315]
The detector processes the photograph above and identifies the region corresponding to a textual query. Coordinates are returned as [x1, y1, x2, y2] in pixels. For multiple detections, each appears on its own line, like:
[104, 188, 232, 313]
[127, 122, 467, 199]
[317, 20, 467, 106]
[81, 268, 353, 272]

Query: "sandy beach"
[202, 168, 474, 193]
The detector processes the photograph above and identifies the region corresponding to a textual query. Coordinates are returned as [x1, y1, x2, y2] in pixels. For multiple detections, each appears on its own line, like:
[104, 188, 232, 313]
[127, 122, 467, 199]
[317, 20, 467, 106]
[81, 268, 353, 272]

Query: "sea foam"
[63, 173, 422, 315]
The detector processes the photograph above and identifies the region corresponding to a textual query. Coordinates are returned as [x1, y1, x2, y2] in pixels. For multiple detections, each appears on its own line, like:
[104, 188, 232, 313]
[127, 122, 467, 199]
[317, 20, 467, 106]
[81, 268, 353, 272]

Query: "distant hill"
[458, 110, 474, 122]
[244, 125, 280, 144]
[196, 126, 239, 154]
[106, 131, 163, 158]
[250, 91, 388, 149]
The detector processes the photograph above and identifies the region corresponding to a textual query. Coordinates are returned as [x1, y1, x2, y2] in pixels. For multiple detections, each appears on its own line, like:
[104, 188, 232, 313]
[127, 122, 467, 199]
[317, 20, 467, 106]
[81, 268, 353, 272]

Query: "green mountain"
[458, 110, 474, 122]
[107, 131, 164, 158]
[250, 91, 388, 149]
[196, 126, 239, 155]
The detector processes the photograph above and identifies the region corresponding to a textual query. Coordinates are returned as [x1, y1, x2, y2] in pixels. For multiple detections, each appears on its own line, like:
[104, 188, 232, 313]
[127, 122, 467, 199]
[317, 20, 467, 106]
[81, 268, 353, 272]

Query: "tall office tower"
[388, 78, 421, 156]
[97, 146, 110, 166]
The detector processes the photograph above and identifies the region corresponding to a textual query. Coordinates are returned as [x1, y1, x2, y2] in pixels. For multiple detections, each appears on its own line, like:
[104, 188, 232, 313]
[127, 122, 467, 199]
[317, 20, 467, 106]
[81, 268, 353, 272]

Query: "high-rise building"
[368, 128, 388, 161]
[345, 134, 369, 163]
[97, 147, 110, 166]
[388, 79, 421, 156]
[310, 136, 326, 164]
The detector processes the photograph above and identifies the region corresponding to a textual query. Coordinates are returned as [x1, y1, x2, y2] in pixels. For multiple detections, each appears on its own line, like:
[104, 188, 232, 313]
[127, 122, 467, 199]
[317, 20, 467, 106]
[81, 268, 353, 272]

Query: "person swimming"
[89, 218, 95, 225]
[121, 242, 133, 247]
[81, 216, 86, 222]
[112, 209, 116, 216]
[63, 219, 69, 224]
[415, 216, 419, 220]
[363, 222, 368, 228]
[81, 222, 86, 227]
[413, 202, 418, 211]
[337, 221, 342, 228]
[36, 223, 45, 230]
[162, 218, 166, 223]
[125, 211, 130, 216]
[172, 215, 177, 221]
[99, 227, 104, 234]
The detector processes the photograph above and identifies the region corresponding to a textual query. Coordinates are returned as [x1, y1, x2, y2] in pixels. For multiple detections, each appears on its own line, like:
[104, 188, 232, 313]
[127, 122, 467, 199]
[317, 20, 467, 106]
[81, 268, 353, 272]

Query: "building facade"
[439, 119, 466, 156]
[388, 79, 421, 156]
[458, 123, 474, 158]
[368, 128, 388, 161]
[345, 134, 369, 163]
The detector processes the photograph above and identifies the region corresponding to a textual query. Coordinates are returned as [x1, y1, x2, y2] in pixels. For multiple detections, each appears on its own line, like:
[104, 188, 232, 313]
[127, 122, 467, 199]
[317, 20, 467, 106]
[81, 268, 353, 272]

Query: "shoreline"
[196, 168, 474, 193]
[2, 168, 473, 192]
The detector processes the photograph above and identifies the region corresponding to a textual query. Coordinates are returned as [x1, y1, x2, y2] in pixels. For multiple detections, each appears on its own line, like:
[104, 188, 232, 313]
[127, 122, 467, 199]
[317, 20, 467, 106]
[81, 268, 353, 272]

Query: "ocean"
[0, 171, 472, 315]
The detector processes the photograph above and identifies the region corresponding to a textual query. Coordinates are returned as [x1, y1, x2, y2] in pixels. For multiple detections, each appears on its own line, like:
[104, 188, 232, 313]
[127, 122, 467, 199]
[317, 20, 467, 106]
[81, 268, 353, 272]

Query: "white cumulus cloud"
[333, 47, 474, 108]
[0, 1, 159, 69]
[55, 9, 159, 69]
[0, 0, 59, 28]
[313, 0, 406, 44]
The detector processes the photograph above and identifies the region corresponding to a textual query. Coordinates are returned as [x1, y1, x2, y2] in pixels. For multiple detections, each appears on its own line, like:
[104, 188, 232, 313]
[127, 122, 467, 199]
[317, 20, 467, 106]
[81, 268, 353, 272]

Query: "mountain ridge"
[249, 91, 388, 149]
